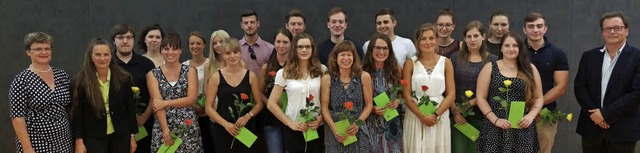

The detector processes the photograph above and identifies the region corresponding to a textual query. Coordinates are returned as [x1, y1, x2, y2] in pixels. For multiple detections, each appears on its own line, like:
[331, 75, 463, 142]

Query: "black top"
[212, 70, 257, 152]
[526, 37, 569, 110]
[438, 39, 460, 58]
[261, 57, 285, 126]
[115, 52, 155, 108]
[317, 36, 365, 65]
[451, 52, 498, 119]
[485, 40, 503, 59]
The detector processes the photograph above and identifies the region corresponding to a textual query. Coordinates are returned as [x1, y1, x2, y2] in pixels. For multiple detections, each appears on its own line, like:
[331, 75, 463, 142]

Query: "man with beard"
[362, 8, 416, 68]
[240, 10, 274, 77]
[318, 7, 364, 65]
[110, 23, 155, 153]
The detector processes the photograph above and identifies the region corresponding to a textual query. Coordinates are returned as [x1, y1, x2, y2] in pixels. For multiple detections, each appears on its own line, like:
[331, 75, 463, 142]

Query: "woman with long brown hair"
[71, 38, 137, 152]
[475, 32, 543, 153]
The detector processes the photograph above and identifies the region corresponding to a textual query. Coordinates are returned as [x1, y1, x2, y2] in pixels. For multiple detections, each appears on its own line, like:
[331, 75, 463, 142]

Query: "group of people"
[8, 6, 640, 153]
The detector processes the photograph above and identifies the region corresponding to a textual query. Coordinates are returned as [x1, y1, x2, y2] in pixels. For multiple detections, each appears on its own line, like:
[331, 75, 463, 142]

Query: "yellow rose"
[566, 113, 573, 122]
[465, 90, 474, 98]
[131, 86, 140, 93]
[503, 80, 512, 87]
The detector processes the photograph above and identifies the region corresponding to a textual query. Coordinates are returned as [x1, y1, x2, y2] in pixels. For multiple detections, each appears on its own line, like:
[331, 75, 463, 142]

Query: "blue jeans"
[264, 125, 285, 153]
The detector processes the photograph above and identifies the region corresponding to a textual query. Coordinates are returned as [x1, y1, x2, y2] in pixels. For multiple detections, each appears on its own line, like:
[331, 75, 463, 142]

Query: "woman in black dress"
[9, 32, 73, 152]
[205, 38, 264, 152]
[475, 32, 544, 153]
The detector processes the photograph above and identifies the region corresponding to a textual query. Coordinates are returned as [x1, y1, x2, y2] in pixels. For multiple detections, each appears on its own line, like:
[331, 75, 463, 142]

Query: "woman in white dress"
[402, 23, 456, 153]
[266, 33, 326, 153]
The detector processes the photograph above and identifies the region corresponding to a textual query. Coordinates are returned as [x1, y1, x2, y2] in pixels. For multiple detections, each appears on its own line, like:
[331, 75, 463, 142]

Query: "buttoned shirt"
[240, 36, 274, 77]
[600, 42, 625, 107]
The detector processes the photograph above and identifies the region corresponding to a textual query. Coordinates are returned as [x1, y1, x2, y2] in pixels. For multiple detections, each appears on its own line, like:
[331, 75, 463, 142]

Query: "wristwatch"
[248, 112, 255, 117]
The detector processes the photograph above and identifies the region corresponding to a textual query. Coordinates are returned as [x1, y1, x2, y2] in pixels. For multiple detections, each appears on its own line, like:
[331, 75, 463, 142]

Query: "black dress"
[212, 70, 257, 152]
[477, 61, 539, 153]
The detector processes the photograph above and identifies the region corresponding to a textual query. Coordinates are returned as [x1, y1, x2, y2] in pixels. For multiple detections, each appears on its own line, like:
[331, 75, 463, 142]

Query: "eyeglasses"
[374, 46, 389, 52]
[248, 46, 256, 60]
[115, 35, 134, 40]
[603, 26, 625, 33]
[30, 47, 52, 52]
[297, 45, 312, 50]
[437, 23, 454, 29]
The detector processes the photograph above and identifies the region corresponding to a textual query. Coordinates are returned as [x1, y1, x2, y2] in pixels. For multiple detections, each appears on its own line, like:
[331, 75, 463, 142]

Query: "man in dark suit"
[574, 11, 640, 153]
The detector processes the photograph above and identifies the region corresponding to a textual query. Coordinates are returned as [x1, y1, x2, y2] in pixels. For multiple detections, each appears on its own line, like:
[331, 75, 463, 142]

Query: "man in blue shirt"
[523, 12, 569, 153]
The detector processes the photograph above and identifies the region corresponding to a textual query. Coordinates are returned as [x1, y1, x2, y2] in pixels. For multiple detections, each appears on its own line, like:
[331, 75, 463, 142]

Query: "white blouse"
[274, 66, 326, 121]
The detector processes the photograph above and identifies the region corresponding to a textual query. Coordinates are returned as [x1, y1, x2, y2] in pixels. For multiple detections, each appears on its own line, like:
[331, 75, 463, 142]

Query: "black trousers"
[282, 125, 325, 153]
[582, 132, 637, 153]
[84, 133, 131, 153]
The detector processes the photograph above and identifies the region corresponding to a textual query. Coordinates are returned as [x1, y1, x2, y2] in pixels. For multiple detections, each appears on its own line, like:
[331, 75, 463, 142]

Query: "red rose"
[307, 95, 314, 102]
[400, 80, 408, 87]
[344, 101, 354, 111]
[269, 71, 276, 77]
[240, 93, 249, 100]
[185, 119, 192, 126]
[421, 85, 428, 91]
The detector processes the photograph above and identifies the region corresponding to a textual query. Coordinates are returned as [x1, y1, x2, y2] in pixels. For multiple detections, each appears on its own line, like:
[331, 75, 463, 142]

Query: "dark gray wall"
[1, 0, 639, 152]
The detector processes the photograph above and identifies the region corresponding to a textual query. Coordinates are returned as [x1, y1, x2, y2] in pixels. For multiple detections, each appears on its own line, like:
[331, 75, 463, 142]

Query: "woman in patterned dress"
[361, 33, 403, 153]
[321, 40, 374, 153]
[475, 32, 543, 153]
[8, 32, 73, 153]
[148, 32, 203, 152]
[205, 38, 263, 152]
[449, 21, 498, 153]
[266, 33, 326, 153]
[71, 38, 138, 152]
[402, 23, 456, 153]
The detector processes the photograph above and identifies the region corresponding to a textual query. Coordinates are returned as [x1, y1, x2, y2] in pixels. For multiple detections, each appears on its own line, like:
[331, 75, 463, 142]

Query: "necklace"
[29, 65, 52, 73]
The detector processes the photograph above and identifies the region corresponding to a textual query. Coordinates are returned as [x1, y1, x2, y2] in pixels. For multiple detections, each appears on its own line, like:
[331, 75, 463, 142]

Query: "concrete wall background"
[1, 0, 639, 152]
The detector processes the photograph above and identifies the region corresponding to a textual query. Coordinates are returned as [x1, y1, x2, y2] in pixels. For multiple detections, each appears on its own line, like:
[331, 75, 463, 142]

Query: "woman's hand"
[518, 114, 536, 128]
[346, 123, 359, 135]
[493, 118, 511, 130]
[307, 117, 322, 130]
[453, 113, 468, 124]
[373, 106, 385, 116]
[332, 131, 346, 143]
[234, 115, 251, 128]
[287, 121, 308, 132]
[387, 99, 400, 109]
[224, 122, 239, 136]
[162, 131, 174, 145]
[74, 139, 86, 153]
[419, 114, 437, 126]
[152, 99, 166, 112]
[193, 105, 205, 117]
[136, 116, 147, 127]
[130, 136, 137, 153]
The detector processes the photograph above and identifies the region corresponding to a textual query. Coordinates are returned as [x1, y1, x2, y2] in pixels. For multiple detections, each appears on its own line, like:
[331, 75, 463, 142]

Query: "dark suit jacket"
[574, 44, 640, 141]
[72, 79, 138, 139]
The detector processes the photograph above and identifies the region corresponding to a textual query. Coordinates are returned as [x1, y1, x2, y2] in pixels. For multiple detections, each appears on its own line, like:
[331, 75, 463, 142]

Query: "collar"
[240, 36, 265, 47]
[526, 36, 551, 51]
[97, 68, 111, 84]
[599, 42, 626, 53]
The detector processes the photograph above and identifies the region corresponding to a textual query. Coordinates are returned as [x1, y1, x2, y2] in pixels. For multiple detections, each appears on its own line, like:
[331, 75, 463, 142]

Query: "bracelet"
[131, 134, 135, 137]
[484, 111, 494, 116]
[248, 112, 254, 117]
[493, 118, 499, 125]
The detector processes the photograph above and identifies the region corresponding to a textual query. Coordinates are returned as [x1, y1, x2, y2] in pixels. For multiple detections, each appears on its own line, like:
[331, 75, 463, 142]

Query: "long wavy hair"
[457, 20, 492, 66]
[283, 33, 324, 79]
[71, 38, 131, 118]
[206, 30, 230, 82]
[362, 33, 400, 84]
[501, 32, 535, 108]
[264, 29, 293, 90]
[327, 40, 362, 78]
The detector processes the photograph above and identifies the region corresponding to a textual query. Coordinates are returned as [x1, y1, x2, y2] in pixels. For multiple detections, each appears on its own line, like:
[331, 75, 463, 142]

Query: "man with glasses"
[363, 8, 416, 68]
[239, 10, 274, 77]
[574, 12, 640, 153]
[318, 7, 364, 65]
[522, 12, 569, 153]
[110, 23, 156, 153]
[435, 8, 460, 58]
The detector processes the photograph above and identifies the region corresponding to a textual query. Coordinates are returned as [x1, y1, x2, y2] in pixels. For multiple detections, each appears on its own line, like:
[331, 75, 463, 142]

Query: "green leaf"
[500, 100, 508, 108]
[493, 96, 502, 101]
[354, 119, 364, 126]
[498, 87, 508, 93]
